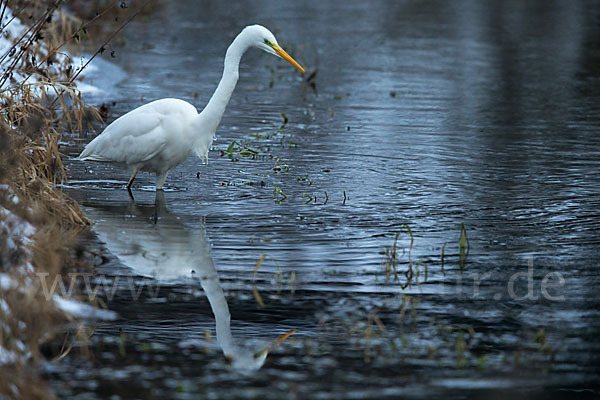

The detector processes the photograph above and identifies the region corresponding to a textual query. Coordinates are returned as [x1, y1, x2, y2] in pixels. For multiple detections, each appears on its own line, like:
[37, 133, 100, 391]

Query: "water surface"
[51, 1, 600, 398]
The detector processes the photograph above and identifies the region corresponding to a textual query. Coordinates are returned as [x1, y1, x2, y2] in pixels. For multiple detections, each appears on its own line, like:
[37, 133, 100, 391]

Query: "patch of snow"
[53, 296, 118, 321]
[0, 8, 28, 52]
[0, 298, 10, 315]
[1, 7, 46, 88]
[0, 346, 17, 365]
[0, 206, 36, 262]
[73, 54, 127, 103]
[0, 206, 36, 238]
[0, 273, 16, 290]
[0, 7, 112, 98]
[0, 184, 20, 205]
[77, 81, 102, 95]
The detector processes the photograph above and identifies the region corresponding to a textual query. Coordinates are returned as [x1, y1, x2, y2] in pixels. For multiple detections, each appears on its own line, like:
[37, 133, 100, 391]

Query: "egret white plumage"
[79, 25, 304, 190]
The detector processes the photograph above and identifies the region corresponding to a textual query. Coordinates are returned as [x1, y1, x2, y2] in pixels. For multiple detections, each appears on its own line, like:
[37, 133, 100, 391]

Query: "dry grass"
[1, 84, 97, 223]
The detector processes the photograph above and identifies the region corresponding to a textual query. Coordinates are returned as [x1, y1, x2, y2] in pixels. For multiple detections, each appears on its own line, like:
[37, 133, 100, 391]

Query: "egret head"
[224, 347, 269, 372]
[243, 25, 305, 74]
[223, 328, 296, 372]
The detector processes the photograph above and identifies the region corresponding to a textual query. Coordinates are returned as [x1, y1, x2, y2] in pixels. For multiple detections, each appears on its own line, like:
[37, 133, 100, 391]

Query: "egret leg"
[156, 171, 168, 191]
[153, 190, 166, 224]
[127, 167, 140, 190]
[127, 187, 135, 203]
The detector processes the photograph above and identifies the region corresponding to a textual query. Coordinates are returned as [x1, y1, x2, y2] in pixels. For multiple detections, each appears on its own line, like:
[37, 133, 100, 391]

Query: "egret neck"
[193, 32, 247, 138]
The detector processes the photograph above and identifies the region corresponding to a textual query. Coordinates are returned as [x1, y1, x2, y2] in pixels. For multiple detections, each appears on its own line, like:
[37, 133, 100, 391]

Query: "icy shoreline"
[1, 6, 125, 102]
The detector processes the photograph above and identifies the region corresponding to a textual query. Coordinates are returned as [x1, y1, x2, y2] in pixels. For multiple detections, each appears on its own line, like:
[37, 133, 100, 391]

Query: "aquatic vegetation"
[216, 111, 346, 205]
[302, 192, 314, 204]
[534, 328, 555, 359]
[252, 254, 267, 306]
[440, 242, 447, 276]
[280, 111, 288, 127]
[273, 185, 287, 203]
[296, 173, 312, 185]
[360, 310, 385, 363]
[455, 332, 467, 369]
[383, 231, 401, 281]
[252, 254, 298, 306]
[382, 224, 476, 289]
[220, 139, 261, 162]
[382, 225, 419, 288]
[325, 294, 506, 372]
[272, 157, 290, 173]
[459, 223, 469, 269]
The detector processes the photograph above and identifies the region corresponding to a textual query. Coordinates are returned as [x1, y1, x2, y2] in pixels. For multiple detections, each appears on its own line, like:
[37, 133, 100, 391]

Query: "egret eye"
[264, 39, 274, 47]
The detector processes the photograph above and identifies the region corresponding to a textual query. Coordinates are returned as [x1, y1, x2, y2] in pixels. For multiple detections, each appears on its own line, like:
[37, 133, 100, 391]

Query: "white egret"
[79, 25, 304, 190]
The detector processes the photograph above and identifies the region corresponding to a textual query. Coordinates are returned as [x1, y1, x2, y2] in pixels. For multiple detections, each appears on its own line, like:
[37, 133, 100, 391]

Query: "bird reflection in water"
[83, 191, 294, 371]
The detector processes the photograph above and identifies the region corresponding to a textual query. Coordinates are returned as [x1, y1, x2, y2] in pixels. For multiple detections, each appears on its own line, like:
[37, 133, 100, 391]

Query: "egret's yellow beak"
[269, 328, 296, 350]
[273, 45, 305, 74]
[253, 328, 296, 359]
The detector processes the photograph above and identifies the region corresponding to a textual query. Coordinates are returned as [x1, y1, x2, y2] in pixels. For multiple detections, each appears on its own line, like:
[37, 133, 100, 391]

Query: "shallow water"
[50, 1, 599, 398]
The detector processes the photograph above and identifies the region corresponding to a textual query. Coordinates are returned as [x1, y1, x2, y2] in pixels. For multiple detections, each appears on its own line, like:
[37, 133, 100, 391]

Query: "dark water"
[50, 0, 599, 398]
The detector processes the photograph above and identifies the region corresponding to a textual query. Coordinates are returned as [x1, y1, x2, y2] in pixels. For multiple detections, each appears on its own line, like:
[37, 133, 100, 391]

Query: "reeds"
[382, 223, 469, 287]
[383, 225, 417, 288]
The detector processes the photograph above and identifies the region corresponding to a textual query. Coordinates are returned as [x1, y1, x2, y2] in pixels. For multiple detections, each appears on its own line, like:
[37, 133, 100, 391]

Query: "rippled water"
[50, 1, 599, 398]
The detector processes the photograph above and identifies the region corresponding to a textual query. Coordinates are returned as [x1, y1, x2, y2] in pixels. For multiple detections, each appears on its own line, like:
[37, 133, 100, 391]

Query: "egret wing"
[80, 109, 168, 164]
